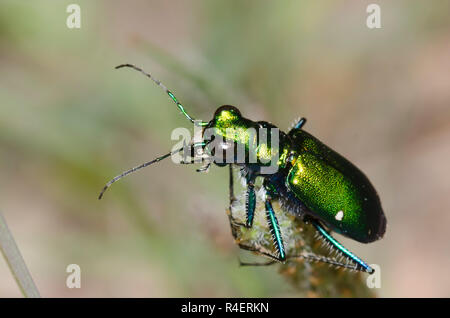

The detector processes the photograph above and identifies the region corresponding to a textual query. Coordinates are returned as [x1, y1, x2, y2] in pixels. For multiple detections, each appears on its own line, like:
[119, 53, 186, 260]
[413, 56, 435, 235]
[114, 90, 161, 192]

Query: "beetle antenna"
[99, 141, 208, 200]
[115, 64, 208, 126]
[98, 147, 184, 200]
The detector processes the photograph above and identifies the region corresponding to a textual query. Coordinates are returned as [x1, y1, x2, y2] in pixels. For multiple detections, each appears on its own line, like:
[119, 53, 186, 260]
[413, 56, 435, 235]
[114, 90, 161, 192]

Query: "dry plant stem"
[0, 212, 40, 298]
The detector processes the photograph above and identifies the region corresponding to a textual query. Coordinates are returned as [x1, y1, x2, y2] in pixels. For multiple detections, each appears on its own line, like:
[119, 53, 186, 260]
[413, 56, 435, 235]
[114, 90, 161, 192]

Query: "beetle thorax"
[203, 106, 287, 174]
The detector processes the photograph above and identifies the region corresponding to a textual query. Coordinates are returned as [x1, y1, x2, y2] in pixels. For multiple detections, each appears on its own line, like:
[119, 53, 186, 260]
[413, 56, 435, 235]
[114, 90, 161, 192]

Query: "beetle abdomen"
[286, 129, 386, 243]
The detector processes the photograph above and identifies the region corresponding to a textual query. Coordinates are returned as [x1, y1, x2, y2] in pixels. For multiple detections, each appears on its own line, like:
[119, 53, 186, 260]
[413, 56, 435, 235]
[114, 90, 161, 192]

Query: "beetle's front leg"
[245, 174, 256, 228]
[227, 165, 246, 232]
[196, 160, 212, 173]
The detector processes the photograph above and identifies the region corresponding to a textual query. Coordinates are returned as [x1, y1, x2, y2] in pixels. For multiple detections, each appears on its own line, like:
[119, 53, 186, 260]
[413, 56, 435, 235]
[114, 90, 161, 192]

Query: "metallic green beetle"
[99, 64, 386, 274]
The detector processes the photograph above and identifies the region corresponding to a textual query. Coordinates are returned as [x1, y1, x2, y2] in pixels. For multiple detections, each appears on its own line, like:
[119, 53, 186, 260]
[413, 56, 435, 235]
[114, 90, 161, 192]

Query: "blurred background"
[1, 0, 450, 297]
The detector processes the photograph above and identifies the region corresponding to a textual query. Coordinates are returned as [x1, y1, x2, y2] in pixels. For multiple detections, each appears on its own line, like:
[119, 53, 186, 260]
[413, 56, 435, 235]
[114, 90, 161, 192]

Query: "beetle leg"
[180, 154, 210, 167]
[309, 218, 375, 274]
[237, 242, 283, 263]
[179, 158, 195, 165]
[288, 117, 307, 132]
[245, 175, 256, 228]
[264, 197, 286, 261]
[239, 260, 277, 266]
[196, 161, 211, 173]
[228, 164, 236, 205]
[179, 141, 213, 172]
[236, 242, 368, 271]
[288, 253, 367, 271]
[227, 165, 246, 230]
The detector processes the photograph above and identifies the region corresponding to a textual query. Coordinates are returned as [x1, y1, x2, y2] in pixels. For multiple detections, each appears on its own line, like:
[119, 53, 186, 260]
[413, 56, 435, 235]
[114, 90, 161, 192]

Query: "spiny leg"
[245, 174, 256, 228]
[238, 183, 285, 266]
[226, 165, 257, 267]
[237, 215, 372, 272]
[264, 197, 286, 261]
[309, 218, 374, 274]
[235, 180, 363, 271]
[237, 241, 364, 271]
[228, 172, 287, 262]
[238, 187, 371, 271]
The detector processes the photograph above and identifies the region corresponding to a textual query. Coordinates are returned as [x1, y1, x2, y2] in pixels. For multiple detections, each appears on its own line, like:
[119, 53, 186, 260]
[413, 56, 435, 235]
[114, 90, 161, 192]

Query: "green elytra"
[99, 64, 386, 274]
[286, 129, 386, 243]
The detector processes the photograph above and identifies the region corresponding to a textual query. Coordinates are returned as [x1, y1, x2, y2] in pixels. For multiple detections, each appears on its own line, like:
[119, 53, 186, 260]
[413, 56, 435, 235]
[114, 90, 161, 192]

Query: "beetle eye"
[214, 105, 241, 118]
[288, 153, 295, 163]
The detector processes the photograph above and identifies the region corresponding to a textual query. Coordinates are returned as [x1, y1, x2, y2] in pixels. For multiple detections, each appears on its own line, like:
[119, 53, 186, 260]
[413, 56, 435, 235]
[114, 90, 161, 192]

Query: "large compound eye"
[213, 105, 241, 119]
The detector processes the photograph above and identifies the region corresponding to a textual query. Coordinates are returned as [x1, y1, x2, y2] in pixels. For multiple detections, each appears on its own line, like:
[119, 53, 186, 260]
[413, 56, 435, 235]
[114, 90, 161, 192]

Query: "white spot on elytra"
[335, 210, 344, 221]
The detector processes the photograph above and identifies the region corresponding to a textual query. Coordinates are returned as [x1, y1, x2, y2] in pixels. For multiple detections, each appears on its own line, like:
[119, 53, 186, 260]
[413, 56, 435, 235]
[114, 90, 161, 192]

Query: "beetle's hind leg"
[307, 217, 375, 274]
[236, 241, 369, 271]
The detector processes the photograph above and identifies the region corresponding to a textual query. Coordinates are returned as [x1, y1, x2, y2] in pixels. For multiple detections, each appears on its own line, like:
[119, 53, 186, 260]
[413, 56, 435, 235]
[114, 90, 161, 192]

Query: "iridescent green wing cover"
[287, 129, 386, 243]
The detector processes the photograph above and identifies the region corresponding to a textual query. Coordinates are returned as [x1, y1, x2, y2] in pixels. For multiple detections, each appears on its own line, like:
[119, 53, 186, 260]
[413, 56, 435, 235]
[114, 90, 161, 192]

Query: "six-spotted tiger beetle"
[99, 64, 386, 274]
